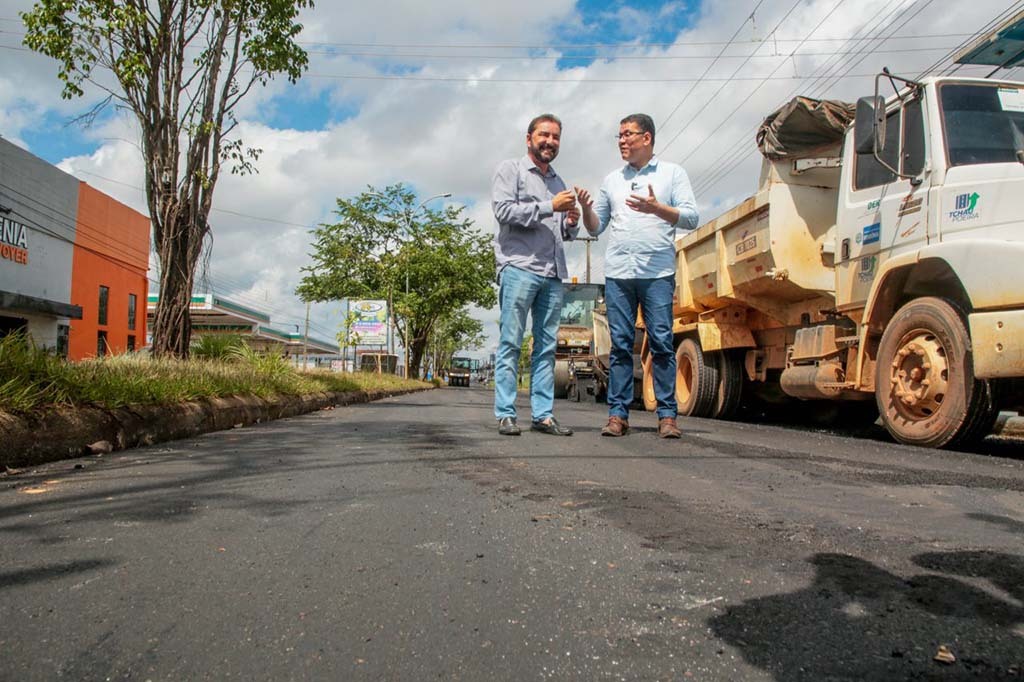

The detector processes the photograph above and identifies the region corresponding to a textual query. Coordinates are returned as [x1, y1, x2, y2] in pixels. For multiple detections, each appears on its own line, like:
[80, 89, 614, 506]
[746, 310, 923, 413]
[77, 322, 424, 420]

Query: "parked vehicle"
[553, 283, 605, 400]
[449, 356, 473, 387]
[618, 72, 1024, 448]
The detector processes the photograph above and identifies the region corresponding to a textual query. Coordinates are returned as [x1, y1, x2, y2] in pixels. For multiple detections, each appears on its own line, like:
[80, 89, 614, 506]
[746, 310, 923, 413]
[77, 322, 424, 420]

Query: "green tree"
[21, 0, 312, 358]
[336, 307, 361, 371]
[297, 184, 496, 378]
[429, 308, 485, 377]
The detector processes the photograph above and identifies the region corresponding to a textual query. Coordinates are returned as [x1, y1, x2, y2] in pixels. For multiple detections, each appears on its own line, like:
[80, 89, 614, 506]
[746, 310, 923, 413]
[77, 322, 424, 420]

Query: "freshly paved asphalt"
[1, 385, 1022, 681]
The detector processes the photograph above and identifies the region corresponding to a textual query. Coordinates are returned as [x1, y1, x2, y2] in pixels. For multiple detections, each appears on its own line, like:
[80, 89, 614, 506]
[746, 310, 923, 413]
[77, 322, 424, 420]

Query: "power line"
[691, 0, 919, 190]
[689, 0, 1003, 199]
[0, 42, 943, 82]
[282, 46, 959, 61]
[679, 0, 869, 172]
[296, 69, 945, 84]
[919, 0, 1024, 78]
[2, 178, 327, 336]
[656, 0, 766, 134]
[808, 0, 936, 95]
[0, 16, 978, 47]
[48, 170, 417, 339]
[2, 200, 146, 276]
[688, 0, 925, 198]
[70, 169, 319, 230]
[0, 30, 965, 60]
[0, 180, 150, 268]
[287, 33, 979, 50]
[658, 0, 808, 156]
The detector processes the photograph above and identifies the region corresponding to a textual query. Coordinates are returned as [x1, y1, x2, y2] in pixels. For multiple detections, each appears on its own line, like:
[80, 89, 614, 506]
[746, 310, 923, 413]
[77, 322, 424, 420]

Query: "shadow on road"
[0, 559, 118, 591]
[0, 408, 489, 545]
[708, 550, 1024, 680]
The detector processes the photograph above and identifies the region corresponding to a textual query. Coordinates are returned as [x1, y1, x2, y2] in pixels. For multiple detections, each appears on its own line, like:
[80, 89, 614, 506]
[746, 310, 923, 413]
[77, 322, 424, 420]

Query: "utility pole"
[303, 301, 310, 370]
[577, 235, 597, 284]
[405, 270, 411, 379]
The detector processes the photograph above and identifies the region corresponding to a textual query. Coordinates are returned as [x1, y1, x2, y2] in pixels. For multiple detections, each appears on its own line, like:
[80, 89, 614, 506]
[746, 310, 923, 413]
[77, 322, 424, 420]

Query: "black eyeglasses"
[616, 130, 646, 141]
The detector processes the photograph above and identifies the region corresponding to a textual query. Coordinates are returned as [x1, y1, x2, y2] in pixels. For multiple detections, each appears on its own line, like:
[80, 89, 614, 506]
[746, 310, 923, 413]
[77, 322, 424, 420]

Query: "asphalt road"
[1, 386, 1022, 681]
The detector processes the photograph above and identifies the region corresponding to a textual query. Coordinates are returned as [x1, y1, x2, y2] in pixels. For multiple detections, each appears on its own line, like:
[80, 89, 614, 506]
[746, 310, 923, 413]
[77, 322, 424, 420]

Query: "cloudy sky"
[1, 0, 1020, 359]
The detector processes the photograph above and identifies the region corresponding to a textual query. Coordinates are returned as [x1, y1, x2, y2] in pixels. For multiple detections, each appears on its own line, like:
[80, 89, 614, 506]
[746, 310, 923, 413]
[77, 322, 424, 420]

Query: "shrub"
[0, 332, 430, 414]
[191, 334, 247, 360]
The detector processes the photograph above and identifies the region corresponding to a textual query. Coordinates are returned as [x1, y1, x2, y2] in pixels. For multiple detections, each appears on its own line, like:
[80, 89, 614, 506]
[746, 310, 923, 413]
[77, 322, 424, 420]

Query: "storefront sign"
[0, 217, 29, 265]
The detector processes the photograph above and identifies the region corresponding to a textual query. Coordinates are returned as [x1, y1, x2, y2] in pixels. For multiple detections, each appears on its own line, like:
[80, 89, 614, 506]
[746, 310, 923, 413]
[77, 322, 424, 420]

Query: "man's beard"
[530, 142, 558, 163]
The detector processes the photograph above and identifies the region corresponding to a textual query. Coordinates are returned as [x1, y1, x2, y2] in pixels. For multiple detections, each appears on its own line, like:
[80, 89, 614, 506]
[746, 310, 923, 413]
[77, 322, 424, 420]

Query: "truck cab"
[835, 76, 1024, 446]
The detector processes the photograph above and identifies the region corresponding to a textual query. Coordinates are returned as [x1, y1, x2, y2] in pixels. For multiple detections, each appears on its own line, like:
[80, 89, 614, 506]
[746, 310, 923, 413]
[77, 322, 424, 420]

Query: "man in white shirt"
[577, 114, 699, 438]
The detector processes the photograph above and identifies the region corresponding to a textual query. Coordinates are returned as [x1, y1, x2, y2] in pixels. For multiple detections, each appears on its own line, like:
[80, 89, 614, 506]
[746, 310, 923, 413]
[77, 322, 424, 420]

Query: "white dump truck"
[629, 71, 1024, 448]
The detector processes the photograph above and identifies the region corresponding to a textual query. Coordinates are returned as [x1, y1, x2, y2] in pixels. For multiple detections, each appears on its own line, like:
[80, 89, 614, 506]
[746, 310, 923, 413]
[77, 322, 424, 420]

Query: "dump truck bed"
[673, 156, 842, 327]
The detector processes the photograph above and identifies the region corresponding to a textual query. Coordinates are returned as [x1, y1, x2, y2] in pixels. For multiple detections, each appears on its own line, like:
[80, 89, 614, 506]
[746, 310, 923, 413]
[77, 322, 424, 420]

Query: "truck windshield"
[452, 358, 472, 369]
[941, 83, 1024, 167]
[559, 286, 602, 327]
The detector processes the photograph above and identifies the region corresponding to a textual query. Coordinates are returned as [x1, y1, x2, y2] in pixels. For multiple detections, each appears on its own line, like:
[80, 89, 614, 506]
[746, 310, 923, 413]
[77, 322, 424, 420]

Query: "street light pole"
[303, 301, 310, 370]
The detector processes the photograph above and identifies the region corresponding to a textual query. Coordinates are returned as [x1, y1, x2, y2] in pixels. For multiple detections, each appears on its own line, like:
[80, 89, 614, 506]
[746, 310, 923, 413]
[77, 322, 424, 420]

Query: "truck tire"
[875, 297, 994, 449]
[641, 352, 658, 412]
[554, 360, 571, 399]
[675, 337, 718, 418]
[711, 350, 744, 420]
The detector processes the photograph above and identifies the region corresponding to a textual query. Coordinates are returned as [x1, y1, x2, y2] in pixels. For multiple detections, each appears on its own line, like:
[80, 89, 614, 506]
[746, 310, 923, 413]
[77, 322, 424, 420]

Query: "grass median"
[0, 333, 429, 414]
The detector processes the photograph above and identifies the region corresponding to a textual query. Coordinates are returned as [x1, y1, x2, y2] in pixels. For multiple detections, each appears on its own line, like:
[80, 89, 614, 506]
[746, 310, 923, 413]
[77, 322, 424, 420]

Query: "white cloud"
[3, 0, 1019, 359]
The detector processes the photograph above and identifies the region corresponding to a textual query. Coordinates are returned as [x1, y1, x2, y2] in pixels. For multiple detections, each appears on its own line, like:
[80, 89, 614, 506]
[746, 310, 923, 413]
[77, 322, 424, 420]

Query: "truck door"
[836, 94, 929, 311]
[934, 82, 1024, 244]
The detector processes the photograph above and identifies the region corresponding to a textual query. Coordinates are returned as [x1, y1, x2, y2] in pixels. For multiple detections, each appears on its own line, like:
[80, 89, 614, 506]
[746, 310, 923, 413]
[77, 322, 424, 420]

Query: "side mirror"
[854, 96, 886, 155]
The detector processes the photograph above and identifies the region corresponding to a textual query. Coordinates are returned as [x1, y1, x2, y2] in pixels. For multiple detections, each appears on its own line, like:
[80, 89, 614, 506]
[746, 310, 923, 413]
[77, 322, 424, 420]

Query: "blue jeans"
[494, 266, 564, 422]
[605, 276, 677, 420]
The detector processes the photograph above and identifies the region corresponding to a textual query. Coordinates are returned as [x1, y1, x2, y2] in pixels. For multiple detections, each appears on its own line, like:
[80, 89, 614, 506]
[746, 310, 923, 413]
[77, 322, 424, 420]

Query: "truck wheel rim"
[888, 329, 950, 421]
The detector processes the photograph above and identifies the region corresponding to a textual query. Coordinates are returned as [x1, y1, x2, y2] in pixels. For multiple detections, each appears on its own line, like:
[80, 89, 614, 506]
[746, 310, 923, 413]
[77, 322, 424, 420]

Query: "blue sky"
[1, 0, 1019, 357]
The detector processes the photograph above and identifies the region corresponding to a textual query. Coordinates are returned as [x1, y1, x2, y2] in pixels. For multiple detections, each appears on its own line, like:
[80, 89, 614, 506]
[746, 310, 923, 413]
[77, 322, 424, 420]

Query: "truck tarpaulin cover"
[756, 97, 855, 160]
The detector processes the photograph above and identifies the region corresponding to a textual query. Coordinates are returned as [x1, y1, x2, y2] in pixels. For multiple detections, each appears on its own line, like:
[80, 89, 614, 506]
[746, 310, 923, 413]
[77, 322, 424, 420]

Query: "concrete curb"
[0, 387, 432, 469]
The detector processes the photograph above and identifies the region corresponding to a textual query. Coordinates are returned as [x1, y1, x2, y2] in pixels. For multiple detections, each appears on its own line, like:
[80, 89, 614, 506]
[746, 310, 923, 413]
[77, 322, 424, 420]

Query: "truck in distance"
[449, 356, 473, 387]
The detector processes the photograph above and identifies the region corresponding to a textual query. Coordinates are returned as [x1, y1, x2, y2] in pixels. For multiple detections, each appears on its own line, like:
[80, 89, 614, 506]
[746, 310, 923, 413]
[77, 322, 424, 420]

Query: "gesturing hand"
[574, 186, 593, 209]
[625, 184, 659, 214]
[553, 189, 577, 212]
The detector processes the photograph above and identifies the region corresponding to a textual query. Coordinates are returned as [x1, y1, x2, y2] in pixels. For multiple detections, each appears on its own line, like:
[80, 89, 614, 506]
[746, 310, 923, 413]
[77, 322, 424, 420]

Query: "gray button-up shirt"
[492, 155, 579, 280]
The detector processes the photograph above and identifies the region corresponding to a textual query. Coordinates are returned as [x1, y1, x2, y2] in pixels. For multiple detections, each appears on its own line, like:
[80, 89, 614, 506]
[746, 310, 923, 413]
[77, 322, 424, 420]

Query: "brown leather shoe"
[601, 416, 629, 437]
[658, 417, 682, 439]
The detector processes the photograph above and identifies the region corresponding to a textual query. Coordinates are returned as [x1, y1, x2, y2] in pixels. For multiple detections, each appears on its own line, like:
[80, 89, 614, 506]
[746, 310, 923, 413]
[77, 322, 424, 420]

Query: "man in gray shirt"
[491, 113, 579, 436]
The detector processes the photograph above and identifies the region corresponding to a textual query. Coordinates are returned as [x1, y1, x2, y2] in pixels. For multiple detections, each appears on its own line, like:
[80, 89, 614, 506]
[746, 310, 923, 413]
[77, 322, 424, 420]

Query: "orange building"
[68, 183, 150, 359]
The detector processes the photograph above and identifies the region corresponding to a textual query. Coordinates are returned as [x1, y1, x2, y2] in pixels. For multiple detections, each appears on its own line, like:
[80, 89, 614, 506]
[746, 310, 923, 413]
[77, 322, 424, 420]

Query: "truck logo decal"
[867, 199, 880, 212]
[858, 255, 877, 282]
[861, 223, 881, 245]
[948, 192, 980, 223]
[736, 235, 757, 257]
[898, 197, 922, 217]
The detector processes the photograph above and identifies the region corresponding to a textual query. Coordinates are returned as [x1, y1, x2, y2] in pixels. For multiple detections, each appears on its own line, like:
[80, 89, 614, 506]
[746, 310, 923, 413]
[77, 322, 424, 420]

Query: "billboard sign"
[349, 299, 388, 346]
